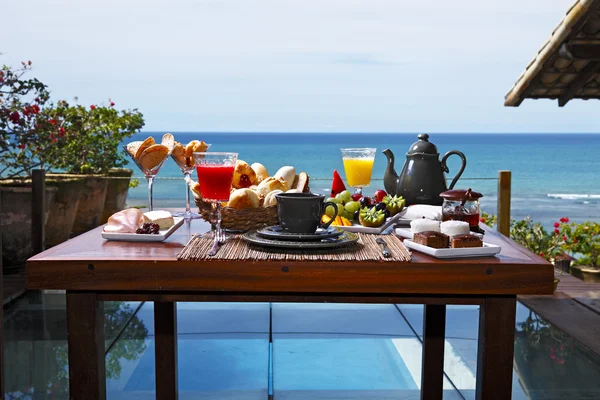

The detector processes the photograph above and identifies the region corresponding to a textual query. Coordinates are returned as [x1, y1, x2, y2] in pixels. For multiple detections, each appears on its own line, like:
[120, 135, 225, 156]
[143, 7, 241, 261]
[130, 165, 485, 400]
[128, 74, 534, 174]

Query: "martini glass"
[124, 145, 172, 211]
[171, 143, 211, 219]
[193, 152, 237, 255]
[340, 148, 376, 196]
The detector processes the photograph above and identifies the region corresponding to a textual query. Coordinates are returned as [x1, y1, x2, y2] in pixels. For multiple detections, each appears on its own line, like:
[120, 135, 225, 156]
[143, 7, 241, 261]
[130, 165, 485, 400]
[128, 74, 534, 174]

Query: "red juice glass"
[193, 152, 238, 249]
[196, 164, 235, 201]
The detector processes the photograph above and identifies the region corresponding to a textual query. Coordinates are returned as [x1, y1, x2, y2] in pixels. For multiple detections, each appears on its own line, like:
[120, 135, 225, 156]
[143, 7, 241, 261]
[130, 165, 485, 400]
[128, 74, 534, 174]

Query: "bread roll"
[251, 163, 269, 183]
[228, 188, 260, 209]
[256, 176, 287, 195]
[264, 189, 283, 207]
[274, 166, 296, 191]
[232, 160, 257, 189]
[103, 208, 144, 233]
[291, 172, 309, 192]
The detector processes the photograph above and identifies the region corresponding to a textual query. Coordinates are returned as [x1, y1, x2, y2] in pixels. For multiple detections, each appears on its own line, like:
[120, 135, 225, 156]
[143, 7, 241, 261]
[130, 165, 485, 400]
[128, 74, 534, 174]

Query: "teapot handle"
[441, 150, 467, 190]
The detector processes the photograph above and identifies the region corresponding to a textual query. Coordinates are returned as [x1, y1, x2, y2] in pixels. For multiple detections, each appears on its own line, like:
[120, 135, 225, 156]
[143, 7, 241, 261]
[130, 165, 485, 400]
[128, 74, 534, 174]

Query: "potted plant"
[559, 220, 600, 283]
[45, 100, 144, 234]
[0, 61, 66, 268]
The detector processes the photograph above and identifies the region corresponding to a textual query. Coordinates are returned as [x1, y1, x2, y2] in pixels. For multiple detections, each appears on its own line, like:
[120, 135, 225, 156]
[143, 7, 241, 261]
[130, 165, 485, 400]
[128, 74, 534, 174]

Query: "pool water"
[4, 294, 600, 399]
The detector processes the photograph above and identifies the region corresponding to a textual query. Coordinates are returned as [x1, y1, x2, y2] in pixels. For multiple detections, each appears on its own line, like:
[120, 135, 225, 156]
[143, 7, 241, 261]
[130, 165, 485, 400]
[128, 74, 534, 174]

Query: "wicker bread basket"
[194, 176, 310, 232]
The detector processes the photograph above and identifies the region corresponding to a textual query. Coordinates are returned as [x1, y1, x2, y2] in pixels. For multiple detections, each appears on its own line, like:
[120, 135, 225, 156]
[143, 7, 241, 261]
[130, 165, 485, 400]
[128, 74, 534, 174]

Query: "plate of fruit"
[320, 170, 406, 234]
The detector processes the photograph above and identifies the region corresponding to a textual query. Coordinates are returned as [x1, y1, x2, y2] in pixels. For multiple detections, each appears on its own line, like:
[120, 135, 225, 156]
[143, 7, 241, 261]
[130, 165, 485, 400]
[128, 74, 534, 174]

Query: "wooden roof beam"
[558, 60, 600, 106]
[559, 43, 600, 60]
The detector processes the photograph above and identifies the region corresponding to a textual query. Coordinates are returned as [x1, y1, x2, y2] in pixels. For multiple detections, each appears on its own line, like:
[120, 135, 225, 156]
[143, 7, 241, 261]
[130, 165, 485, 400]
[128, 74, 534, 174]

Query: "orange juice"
[343, 158, 374, 187]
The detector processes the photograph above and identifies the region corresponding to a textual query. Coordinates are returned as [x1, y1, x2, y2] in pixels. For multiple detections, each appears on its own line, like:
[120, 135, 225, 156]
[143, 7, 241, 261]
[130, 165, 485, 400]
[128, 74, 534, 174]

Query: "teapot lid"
[408, 133, 438, 155]
[440, 188, 483, 201]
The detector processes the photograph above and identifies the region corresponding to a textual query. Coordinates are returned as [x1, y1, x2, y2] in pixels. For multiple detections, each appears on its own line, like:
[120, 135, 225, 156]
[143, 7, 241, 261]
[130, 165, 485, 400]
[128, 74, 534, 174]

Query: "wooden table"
[27, 220, 553, 400]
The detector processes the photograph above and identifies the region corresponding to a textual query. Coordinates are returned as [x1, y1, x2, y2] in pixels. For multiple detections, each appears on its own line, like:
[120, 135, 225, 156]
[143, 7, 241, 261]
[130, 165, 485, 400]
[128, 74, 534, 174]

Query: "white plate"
[403, 239, 501, 259]
[338, 212, 404, 234]
[101, 217, 185, 242]
[394, 227, 484, 240]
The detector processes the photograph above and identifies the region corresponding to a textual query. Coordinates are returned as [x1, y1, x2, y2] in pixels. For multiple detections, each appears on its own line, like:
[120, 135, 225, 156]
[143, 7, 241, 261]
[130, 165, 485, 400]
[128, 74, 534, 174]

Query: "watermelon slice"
[331, 170, 346, 197]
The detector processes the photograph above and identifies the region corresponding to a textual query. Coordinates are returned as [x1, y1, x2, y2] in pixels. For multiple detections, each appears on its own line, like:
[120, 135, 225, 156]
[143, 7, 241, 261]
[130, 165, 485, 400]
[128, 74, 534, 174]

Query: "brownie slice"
[451, 234, 483, 248]
[413, 231, 449, 249]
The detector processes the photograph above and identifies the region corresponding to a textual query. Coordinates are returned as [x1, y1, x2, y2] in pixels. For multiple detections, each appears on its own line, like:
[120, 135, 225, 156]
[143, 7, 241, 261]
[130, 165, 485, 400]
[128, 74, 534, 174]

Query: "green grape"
[331, 196, 343, 204]
[339, 190, 352, 203]
[344, 201, 361, 213]
[334, 193, 345, 203]
[325, 204, 337, 217]
[326, 197, 336, 203]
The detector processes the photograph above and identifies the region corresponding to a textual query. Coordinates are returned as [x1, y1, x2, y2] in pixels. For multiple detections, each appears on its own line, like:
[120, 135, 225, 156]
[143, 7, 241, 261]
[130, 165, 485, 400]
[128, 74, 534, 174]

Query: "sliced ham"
[103, 208, 144, 233]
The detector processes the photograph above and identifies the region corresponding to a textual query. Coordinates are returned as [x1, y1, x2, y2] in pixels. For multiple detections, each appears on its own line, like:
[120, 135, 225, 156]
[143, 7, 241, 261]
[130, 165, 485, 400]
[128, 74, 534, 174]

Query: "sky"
[3, 0, 599, 133]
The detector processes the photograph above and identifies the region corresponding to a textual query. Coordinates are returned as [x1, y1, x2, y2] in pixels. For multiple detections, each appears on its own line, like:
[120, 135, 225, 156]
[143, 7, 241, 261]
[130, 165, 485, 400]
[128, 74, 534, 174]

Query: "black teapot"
[382, 134, 466, 206]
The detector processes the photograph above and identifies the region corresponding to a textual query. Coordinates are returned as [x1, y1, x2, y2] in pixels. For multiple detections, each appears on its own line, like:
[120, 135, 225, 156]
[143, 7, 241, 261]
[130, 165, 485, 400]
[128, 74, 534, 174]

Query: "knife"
[375, 237, 391, 258]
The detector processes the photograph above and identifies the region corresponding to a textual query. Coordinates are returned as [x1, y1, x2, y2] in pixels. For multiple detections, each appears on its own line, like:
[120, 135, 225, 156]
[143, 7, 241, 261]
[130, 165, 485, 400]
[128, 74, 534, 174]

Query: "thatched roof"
[505, 0, 600, 107]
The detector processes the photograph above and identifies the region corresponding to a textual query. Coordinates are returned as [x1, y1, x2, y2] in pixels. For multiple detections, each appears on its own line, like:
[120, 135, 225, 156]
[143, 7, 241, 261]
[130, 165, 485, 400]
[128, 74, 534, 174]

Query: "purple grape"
[375, 202, 387, 211]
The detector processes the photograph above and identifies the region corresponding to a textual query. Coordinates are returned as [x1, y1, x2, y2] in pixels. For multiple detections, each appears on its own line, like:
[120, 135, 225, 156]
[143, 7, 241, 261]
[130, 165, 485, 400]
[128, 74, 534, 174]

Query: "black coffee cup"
[275, 193, 338, 234]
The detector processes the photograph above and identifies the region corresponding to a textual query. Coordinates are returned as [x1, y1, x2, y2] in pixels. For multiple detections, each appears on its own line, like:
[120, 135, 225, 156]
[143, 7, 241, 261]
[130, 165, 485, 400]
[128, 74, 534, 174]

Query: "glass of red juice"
[194, 152, 238, 246]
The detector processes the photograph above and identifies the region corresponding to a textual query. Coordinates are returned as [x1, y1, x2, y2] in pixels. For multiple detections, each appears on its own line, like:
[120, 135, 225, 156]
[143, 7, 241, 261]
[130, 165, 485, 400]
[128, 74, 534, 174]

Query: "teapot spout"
[382, 149, 399, 195]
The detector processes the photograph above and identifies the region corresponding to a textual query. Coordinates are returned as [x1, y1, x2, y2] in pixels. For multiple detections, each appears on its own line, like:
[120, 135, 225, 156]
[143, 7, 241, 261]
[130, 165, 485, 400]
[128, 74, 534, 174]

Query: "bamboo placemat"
[177, 233, 411, 262]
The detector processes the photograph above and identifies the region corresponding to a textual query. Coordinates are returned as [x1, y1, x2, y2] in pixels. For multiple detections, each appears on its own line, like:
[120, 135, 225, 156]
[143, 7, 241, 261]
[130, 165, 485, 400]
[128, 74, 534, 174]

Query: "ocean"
[124, 132, 600, 229]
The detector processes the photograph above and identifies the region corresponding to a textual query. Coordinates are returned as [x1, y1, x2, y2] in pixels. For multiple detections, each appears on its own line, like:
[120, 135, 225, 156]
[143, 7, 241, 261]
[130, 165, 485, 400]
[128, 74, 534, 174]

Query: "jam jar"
[440, 188, 483, 232]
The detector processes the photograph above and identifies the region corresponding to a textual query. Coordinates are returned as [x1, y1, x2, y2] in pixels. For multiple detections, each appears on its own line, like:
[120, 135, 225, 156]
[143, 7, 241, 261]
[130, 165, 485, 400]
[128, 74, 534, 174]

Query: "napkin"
[401, 205, 443, 221]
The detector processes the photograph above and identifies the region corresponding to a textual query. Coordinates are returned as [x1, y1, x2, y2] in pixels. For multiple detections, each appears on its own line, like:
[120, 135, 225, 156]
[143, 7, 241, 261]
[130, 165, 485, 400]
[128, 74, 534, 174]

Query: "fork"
[375, 237, 391, 258]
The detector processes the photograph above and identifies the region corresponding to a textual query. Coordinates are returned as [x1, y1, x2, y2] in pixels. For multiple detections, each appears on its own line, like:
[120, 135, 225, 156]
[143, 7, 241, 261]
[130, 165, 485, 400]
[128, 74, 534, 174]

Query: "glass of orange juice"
[341, 148, 376, 195]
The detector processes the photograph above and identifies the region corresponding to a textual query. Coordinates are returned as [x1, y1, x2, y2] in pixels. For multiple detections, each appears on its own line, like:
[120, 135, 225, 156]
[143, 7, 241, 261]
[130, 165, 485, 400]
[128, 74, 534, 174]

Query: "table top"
[27, 219, 554, 296]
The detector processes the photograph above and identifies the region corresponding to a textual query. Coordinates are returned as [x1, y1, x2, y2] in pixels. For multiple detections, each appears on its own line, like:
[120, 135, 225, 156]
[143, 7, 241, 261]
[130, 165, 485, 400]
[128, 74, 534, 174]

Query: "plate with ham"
[101, 208, 184, 242]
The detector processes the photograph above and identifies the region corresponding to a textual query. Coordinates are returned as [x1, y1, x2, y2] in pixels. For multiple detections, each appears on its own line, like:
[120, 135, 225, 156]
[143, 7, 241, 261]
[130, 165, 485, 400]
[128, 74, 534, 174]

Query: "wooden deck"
[519, 269, 600, 357]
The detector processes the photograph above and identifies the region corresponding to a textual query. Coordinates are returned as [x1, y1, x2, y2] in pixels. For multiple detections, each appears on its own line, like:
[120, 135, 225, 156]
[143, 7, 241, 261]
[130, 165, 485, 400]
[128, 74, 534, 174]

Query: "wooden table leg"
[421, 304, 446, 400]
[476, 296, 516, 400]
[154, 301, 178, 400]
[66, 292, 106, 400]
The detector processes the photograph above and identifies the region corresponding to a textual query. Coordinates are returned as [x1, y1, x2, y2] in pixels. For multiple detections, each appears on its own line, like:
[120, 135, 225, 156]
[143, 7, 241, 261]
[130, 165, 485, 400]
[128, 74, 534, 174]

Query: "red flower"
[554, 222, 560, 228]
[480, 218, 486, 223]
[110, 101, 115, 107]
[560, 217, 570, 223]
[32, 104, 40, 114]
[574, 238, 578, 243]
[90, 105, 96, 110]
[58, 127, 66, 136]
[49, 119, 57, 126]
[17, 143, 25, 149]
[539, 252, 545, 257]
[550, 352, 556, 359]
[554, 229, 560, 235]
[563, 235, 568, 241]
[559, 359, 565, 365]
[9, 111, 20, 124]
[52, 138, 57, 143]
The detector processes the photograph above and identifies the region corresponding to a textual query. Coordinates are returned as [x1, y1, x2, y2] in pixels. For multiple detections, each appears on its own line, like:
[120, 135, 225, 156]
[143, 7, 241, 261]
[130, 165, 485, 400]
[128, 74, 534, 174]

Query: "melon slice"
[330, 169, 346, 197]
